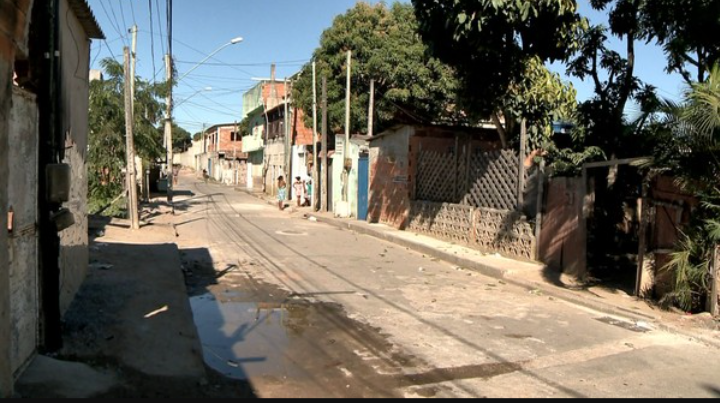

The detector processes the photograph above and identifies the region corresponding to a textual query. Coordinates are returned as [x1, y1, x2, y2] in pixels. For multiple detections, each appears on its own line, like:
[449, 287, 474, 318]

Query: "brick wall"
[292, 107, 313, 146]
[368, 126, 412, 229]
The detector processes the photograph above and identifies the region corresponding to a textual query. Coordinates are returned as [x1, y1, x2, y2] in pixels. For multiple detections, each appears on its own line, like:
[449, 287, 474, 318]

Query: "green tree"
[88, 58, 165, 215]
[412, 0, 583, 126]
[292, 2, 461, 136]
[172, 123, 192, 152]
[642, 0, 720, 85]
[643, 64, 720, 311]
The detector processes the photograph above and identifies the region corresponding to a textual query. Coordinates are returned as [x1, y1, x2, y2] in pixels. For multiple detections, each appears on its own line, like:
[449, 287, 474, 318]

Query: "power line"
[175, 59, 309, 67]
[130, 0, 137, 26]
[179, 101, 241, 118]
[170, 39, 256, 78]
[115, 0, 129, 34]
[149, 0, 157, 85]
[99, 0, 127, 47]
[155, 0, 166, 56]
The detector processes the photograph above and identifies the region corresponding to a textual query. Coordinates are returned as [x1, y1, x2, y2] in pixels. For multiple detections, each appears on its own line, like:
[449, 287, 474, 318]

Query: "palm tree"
[654, 64, 720, 312]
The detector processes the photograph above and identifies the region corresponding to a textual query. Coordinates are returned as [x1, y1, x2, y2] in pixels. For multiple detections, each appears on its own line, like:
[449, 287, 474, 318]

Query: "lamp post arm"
[177, 37, 242, 83]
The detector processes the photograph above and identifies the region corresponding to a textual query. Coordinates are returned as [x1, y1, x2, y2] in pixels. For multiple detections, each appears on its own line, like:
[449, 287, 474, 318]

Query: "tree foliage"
[172, 123, 192, 152]
[88, 58, 165, 215]
[412, 0, 583, 118]
[642, 0, 720, 85]
[292, 2, 461, 135]
[642, 64, 720, 312]
[565, 0, 654, 159]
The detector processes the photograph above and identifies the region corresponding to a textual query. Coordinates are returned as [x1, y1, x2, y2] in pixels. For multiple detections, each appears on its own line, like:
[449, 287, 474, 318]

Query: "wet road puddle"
[191, 292, 309, 380]
[188, 279, 418, 397]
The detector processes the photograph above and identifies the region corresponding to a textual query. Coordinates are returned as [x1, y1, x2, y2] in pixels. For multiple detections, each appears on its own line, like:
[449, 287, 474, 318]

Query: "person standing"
[304, 178, 313, 207]
[293, 176, 305, 207]
[277, 176, 287, 211]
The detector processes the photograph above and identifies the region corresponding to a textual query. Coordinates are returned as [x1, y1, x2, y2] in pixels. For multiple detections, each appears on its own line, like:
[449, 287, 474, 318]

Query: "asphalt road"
[172, 175, 720, 398]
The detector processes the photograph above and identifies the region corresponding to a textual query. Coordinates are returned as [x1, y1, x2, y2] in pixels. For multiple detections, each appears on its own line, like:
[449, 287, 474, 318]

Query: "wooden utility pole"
[368, 79, 375, 137]
[312, 61, 319, 210]
[321, 77, 328, 212]
[284, 77, 291, 200]
[165, 54, 174, 208]
[130, 25, 145, 202]
[343, 50, 352, 202]
[124, 47, 140, 230]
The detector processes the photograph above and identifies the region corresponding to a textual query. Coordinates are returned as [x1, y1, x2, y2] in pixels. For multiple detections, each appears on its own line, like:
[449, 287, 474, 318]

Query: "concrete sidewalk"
[236, 186, 720, 350]
[15, 213, 253, 398]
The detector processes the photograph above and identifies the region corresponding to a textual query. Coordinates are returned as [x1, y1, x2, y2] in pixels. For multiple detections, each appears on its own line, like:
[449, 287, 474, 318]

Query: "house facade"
[0, 0, 103, 396]
[241, 78, 286, 190]
[199, 123, 247, 185]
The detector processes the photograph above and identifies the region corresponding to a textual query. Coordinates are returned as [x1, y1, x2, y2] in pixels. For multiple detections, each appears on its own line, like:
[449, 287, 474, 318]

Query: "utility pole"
[130, 25, 145, 202]
[124, 47, 140, 230]
[165, 0, 174, 210]
[284, 77, 290, 200]
[312, 61, 318, 210]
[164, 54, 174, 209]
[343, 50, 351, 203]
[368, 79, 375, 137]
[321, 76, 328, 212]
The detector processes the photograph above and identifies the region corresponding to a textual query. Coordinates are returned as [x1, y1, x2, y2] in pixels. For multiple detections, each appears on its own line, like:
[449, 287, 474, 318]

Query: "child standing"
[277, 176, 287, 211]
[293, 176, 305, 207]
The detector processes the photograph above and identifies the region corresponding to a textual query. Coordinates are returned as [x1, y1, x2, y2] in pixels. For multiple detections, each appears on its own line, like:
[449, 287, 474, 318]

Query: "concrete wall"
[8, 87, 38, 377]
[369, 126, 412, 229]
[175, 139, 203, 170]
[242, 113, 265, 153]
[0, 0, 35, 396]
[332, 136, 366, 218]
[58, 0, 91, 314]
[264, 139, 286, 197]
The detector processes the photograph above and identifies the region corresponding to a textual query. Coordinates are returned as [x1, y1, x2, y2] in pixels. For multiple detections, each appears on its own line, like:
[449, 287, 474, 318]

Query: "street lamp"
[175, 86, 212, 109]
[166, 36, 243, 209]
[177, 36, 243, 83]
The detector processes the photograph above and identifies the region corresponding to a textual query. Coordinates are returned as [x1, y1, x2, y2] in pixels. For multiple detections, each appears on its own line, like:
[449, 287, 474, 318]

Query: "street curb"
[232, 187, 720, 350]
[307, 213, 720, 350]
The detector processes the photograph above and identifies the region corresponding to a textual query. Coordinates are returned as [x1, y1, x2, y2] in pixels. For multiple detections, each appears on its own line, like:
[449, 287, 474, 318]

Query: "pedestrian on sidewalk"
[304, 178, 313, 207]
[277, 176, 287, 211]
[293, 176, 305, 207]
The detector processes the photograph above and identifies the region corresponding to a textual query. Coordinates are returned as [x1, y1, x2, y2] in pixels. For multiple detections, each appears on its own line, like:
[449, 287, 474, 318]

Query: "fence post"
[533, 160, 546, 261]
[517, 119, 527, 210]
[454, 135, 460, 203]
[710, 245, 719, 316]
[414, 143, 422, 201]
[465, 137, 472, 206]
[635, 176, 650, 297]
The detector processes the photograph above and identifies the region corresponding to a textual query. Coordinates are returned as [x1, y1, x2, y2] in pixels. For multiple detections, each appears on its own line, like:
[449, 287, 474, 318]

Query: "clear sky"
[87, 0, 687, 133]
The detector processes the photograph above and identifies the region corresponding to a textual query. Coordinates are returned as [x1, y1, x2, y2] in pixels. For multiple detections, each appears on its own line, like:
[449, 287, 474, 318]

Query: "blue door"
[357, 155, 369, 221]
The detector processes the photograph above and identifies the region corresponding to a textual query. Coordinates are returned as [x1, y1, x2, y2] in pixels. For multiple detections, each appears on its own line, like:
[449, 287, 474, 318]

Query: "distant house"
[240, 66, 316, 195]
[199, 123, 247, 185]
[0, 0, 104, 395]
[241, 72, 286, 190]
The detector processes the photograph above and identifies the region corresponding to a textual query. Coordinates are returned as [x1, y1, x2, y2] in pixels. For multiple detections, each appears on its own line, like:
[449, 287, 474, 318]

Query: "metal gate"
[358, 154, 369, 220]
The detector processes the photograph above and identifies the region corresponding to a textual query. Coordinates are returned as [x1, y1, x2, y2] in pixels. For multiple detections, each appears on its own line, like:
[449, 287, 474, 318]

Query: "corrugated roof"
[68, 0, 105, 39]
